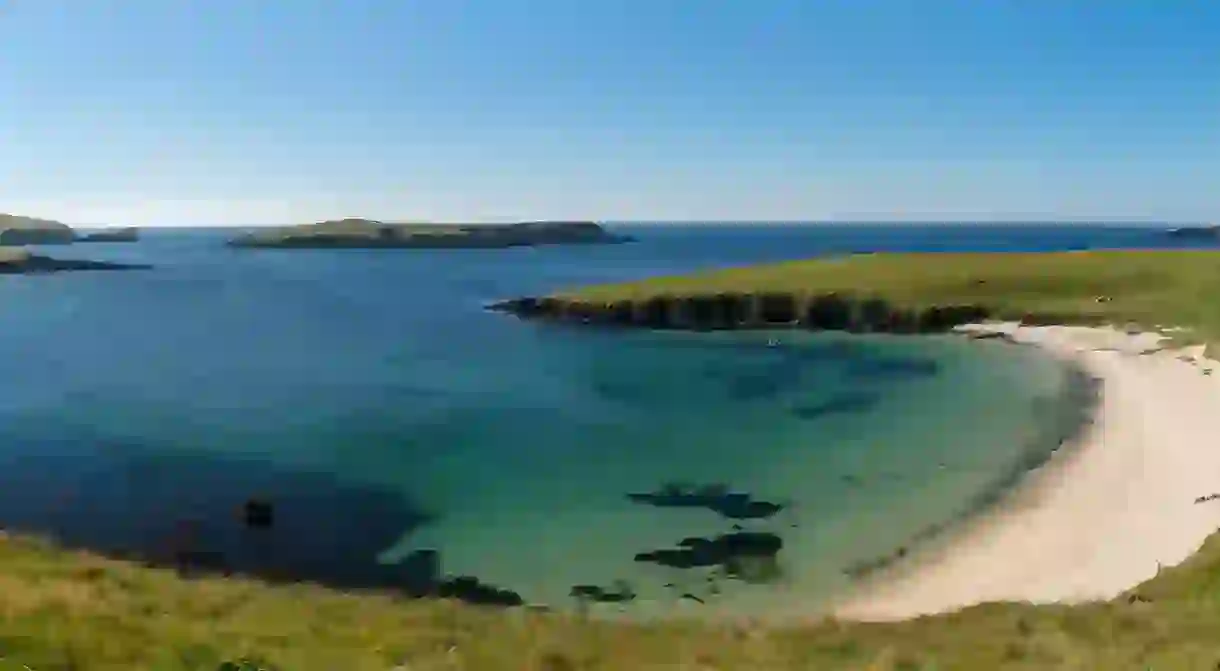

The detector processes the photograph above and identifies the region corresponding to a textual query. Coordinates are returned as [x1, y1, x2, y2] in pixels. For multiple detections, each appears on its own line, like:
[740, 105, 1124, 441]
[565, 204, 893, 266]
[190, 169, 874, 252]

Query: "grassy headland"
[500, 250, 1220, 350]
[9, 250, 1220, 670]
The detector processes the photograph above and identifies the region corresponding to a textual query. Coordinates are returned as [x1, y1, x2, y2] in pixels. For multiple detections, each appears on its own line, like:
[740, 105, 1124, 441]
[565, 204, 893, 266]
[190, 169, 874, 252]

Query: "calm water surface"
[0, 223, 1205, 618]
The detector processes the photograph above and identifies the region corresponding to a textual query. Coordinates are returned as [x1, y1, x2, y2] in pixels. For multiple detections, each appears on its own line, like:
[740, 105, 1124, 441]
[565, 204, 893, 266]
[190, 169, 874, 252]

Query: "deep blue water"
[0, 223, 1207, 618]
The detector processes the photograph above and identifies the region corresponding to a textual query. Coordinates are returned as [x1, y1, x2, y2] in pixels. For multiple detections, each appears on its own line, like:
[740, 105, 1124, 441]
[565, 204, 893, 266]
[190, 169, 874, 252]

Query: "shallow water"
[0, 223, 1204, 618]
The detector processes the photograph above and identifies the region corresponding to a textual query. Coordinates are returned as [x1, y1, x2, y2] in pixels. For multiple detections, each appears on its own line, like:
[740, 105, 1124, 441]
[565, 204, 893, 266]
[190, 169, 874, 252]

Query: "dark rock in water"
[392, 549, 524, 608]
[242, 499, 274, 528]
[790, 392, 879, 420]
[436, 575, 524, 606]
[399, 549, 442, 596]
[570, 580, 636, 604]
[625, 482, 786, 520]
[634, 531, 784, 582]
[0, 213, 76, 245]
[77, 227, 140, 243]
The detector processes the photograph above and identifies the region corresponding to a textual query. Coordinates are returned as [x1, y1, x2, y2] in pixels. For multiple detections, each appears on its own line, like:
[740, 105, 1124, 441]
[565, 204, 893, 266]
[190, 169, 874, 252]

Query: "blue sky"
[1, 1, 1218, 226]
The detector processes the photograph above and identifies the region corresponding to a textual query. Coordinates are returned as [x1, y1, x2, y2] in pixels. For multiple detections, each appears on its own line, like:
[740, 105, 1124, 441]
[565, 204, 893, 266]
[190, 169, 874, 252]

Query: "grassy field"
[8, 250, 1220, 670]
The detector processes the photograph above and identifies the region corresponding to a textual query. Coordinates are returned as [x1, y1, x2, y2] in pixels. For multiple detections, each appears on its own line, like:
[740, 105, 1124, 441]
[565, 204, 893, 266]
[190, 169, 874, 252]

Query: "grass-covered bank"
[6, 528, 1220, 670]
[490, 251, 1220, 349]
[11, 250, 1220, 669]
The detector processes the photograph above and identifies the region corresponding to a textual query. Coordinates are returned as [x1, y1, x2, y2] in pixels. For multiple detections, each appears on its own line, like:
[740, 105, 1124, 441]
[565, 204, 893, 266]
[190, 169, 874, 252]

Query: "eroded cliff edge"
[487, 251, 1203, 337]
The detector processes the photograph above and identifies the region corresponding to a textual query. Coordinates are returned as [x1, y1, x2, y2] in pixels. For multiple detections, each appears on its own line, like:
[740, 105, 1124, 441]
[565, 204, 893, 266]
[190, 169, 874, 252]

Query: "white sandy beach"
[835, 321, 1220, 622]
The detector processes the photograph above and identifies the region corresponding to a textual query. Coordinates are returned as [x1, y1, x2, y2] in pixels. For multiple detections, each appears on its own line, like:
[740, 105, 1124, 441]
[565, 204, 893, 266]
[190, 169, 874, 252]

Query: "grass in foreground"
[9, 250, 1220, 670]
[6, 529, 1220, 670]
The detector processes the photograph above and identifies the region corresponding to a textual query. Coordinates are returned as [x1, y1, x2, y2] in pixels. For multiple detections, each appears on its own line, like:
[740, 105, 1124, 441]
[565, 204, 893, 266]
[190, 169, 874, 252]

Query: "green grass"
[559, 251, 1220, 345]
[9, 250, 1220, 670]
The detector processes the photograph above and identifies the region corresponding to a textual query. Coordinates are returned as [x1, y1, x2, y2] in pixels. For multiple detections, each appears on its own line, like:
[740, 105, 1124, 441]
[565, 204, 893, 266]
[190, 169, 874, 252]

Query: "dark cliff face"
[227, 220, 633, 249]
[488, 293, 991, 334]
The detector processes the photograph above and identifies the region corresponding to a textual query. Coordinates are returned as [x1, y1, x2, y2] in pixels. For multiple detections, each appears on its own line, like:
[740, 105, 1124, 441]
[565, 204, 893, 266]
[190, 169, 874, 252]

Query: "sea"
[0, 222, 1212, 621]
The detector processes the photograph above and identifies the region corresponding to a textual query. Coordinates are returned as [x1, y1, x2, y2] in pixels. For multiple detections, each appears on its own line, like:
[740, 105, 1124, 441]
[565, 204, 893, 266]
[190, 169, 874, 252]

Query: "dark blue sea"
[0, 223, 1207, 620]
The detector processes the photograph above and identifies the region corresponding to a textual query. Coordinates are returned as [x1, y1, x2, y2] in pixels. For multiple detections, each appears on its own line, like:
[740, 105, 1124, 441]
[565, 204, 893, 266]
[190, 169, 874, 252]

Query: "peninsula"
[226, 218, 634, 249]
[0, 247, 150, 273]
[0, 213, 77, 245]
[0, 214, 141, 245]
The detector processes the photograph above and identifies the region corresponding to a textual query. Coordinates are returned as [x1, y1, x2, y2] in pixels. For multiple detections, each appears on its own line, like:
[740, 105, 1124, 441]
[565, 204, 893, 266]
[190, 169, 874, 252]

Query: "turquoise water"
[0, 223, 1191, 619]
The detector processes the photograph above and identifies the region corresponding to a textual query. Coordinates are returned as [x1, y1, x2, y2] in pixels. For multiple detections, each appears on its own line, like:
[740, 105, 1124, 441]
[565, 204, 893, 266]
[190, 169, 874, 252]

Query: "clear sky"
[1, 1, 1218, 226]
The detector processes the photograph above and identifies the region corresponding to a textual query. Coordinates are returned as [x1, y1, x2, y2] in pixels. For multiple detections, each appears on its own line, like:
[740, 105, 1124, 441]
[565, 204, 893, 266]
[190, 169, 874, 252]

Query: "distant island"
[0, 247, 150, 274]
[1165, 225, 1220, 240]
[0, 214, 140, 245]
[225, 218, 634, 249]
[77, 226, 140, 243]
[0, 214, 77, 245]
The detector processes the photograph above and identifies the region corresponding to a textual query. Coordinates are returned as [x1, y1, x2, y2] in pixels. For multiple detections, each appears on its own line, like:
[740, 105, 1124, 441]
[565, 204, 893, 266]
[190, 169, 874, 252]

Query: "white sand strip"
[834, 322, 1220, 621]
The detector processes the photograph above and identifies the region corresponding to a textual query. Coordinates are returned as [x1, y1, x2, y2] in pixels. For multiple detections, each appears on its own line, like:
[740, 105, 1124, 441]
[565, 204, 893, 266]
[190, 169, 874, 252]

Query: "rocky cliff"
[489, 292, 994, 333]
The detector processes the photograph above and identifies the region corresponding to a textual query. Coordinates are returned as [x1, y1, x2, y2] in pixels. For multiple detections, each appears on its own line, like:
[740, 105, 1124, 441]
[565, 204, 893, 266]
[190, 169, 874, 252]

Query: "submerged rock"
[626, 482, 786, 520]
[634, 531, 784, 582]
[242, 499, 274, 528]
[569, 579, 636, 604]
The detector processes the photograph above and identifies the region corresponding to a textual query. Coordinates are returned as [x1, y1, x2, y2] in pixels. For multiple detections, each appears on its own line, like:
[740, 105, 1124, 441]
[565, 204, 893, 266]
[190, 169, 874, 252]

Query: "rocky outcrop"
[488, 293, 991, 334]
[0, 214, 77, 245]
[77, 227, 140, 243]
[227, 218, 634, 249]
[0, 249, 151, 274]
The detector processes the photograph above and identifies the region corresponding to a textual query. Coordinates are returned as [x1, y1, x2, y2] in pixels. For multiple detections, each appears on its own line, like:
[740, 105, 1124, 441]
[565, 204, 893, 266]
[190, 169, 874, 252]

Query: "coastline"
[833, 321, 1220, 622]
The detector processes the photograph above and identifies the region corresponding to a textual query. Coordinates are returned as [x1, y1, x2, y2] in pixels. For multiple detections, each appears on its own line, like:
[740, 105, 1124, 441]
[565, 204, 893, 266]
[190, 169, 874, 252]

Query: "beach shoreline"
[832, 321, 1220, 622]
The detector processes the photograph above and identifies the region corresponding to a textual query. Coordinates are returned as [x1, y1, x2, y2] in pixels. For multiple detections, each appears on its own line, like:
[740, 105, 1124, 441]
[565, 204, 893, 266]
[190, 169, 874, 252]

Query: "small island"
[1164, 224, 1220, 240]
[226, 218, 634, 249]
[0, 248, 151, 274]
[0, 213, 77, 245]
[76, 226, 140, 243]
